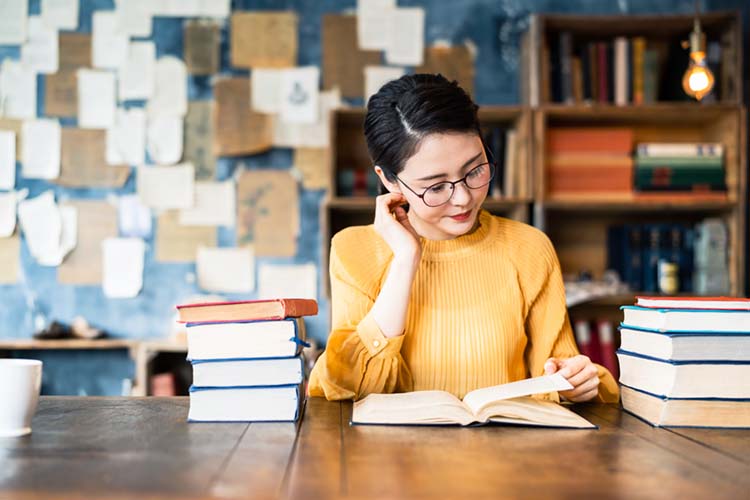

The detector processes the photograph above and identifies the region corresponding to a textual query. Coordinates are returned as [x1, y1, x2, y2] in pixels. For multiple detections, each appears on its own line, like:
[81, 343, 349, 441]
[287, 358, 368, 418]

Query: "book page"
[21, 16, 59, 74]
[21, 119, 60, 180]
[352, 391, 475, 426]
[479, 398, 596, 429]
[77, 69, 116, 129]
[280, 67, 319, 125]
[114, 0, 152, 37]
[42, 0, 79, 30]
[119, 41, 155, 100]
[462, 374, 573, 416]
[357, 0, 396, 50]
[0, 0, 27, 45]
[92, 11, 128, 69]
[385, 8, 424, 66]
[0, 60, 37, 119]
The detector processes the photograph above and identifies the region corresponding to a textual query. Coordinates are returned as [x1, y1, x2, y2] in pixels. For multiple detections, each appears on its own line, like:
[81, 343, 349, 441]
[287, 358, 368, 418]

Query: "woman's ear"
[374, 166, 401, 194]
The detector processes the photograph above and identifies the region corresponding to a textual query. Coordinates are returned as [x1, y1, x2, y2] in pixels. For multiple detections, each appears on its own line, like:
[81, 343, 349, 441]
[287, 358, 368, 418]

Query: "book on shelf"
[619, 325, 750, 362]
[595, 319, 619, 380]
[188, 383, 304, 422]
[186, 317, 307, 360]
[635, 295, 750, 310]
[351, 374, 595, 429]
[176, 298, 318, 323]
[621, 305, 750, 333]
[636, 143, 724, 157]
[620, 385, 750, 428]
[191, 356, 305, 388]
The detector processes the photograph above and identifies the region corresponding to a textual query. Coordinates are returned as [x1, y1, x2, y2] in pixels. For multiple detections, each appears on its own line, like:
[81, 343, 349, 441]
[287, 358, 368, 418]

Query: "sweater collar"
[419, 210, 494, 261]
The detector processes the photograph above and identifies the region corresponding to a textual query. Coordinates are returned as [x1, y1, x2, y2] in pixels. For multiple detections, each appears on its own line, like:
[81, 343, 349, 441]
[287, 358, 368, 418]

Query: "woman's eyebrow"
[416, 151, 484, 182]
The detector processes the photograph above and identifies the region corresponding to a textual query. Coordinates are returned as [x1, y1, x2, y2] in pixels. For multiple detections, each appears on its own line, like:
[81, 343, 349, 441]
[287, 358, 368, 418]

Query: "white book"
[636, 143, 724, 158]
[619, 326, 750, 361]
[188, 384, 303, 422]
[621, 306, 750, 333]
[614, 36, 628, 106]
[617, 350, 750, 398]
[191, 357, 304, 388]
[186, 318, 306, 361]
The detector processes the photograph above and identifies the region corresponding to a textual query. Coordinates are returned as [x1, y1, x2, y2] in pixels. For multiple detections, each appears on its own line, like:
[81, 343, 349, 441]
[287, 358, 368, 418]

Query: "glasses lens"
[423, 182, 453, 207]
[465, 163, 494, 189]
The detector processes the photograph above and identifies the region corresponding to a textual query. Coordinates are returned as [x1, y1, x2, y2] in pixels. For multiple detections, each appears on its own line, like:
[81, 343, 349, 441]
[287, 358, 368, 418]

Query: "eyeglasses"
[393, 160, 496, 207]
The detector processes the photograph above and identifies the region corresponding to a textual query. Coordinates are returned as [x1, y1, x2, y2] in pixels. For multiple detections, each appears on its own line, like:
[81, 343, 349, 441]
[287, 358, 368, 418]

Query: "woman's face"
[383, 132, 490, 241]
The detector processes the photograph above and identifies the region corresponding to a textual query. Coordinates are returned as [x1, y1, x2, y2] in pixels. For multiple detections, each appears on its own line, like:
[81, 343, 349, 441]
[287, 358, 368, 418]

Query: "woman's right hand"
[373, 193, 421, 261]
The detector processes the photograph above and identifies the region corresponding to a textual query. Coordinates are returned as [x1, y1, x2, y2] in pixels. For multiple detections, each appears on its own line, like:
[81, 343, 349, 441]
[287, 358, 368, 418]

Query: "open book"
[352, 374, 596, 428]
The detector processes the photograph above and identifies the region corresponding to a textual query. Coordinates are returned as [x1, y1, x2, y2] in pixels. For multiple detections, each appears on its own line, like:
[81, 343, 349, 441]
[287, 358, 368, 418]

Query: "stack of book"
[176, 298, 318, 422]
[634, 143, 726, 194]
[617, 295, 750, 428]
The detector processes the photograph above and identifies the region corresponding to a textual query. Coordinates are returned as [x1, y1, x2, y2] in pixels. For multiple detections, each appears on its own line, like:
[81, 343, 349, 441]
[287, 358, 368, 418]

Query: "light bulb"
[682, 51, 715, 101]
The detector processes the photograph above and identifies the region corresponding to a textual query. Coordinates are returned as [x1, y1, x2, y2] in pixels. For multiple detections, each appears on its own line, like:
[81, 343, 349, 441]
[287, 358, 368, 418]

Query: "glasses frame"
[392, 146, 497, 208]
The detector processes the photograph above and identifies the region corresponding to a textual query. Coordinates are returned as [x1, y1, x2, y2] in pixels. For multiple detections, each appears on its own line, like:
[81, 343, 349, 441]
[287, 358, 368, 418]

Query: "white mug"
[0, 359, 43, 438]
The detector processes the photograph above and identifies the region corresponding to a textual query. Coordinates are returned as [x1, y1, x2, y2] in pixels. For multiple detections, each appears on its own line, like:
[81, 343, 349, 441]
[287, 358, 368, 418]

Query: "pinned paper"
[119, 41, 155, 101]
[137, 164, 194, 210]
[196, 246, 254, 293]
[0, 0, 28, 45]
[155, 210, 216, 262]
[59, 33, 91, 69]
[184, 101, 215, 180]
[0, 236, 20, 284]
[77, 69, 116, 129]
[92, 11, 128, 70]
[22, 119, 61, 180]
[147, 56, 187, 117]
[230, 12, 297, 68]
[322, 14, 381, 99]
[152, 0, 230, 17]
[41, 0, 79, 30]
[281, 66, 319, 124]
[58, 200, 118, 285]
[179, 181, 235, 227]
[0, 191, 17, 237]
[45, 71, 78, 117]
[258, 263, 317, 300]
[273, 89, 340, 148]
[57, 128, 130, 188]
[294, 148, 330, 190]
[21, 16, 59, 74]
[250, 69, 283, 114]
[417, 45, 476, 96]
[118, 194, 152, 239]
[0, 60, 37, 119]
[146, 116, 183, 165]
[236, 169, 299, 257]
[18, 191, 77, 266]
[184, 20, 220, 75]
[0, 120, 22, 162]
[213, 78, 274, 157]
[102, 238, 145, 298]
[106, 108, 146, 166]
[364, 66, 406, 103]
[115, 0, 152, 37]
[385, 8, 425, 66]
[357, 0, 396, 50]
[0, 131, 15, 190]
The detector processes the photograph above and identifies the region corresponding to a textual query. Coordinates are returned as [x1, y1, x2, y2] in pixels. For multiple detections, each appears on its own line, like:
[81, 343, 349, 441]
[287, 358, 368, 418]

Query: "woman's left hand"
[544, 355, 600, 402]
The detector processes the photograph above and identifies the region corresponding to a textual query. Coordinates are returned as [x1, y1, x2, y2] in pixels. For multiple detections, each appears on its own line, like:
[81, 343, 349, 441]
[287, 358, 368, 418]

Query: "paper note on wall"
[184, 101, 215, 180]
[196, 246, 255, 293]
[0, 0, 28, 45]
[21, 16, 59, 74]
[118, 194, 152, 239]
[280, 67, 319, 124]
[0, 131, 16, 190]
[119, 41, 155, 100]
[102, 238, 145, 298]
[115, 0, 152, 37]
[146, 116, 183, 165]
[357, 0, 396, 50]
[59, 33, 91, 69]
[137, 164, 194, 210]
[364, 66, 406, 103]
[213, 78, 274, 156]
[77, 69, 116, 129]
[0, 120, 22, 162]
[42, 0, 79, 30]
[155, 210, 216, 263]
[22, 119, 61, 180]
[92, 11, 128, 70]
[322, 14, 381, 99]
[273, 89, 340, 148]
[0, 60, 37, 119]
[45, 71, 78, 117]
[385, 8, 424, 66]
[258, 263, 317, 300]
[58, 200, 118, 285]
[152, 0, 230, 17]
[57, 128, 130, 188]
[0, 191, 17, 237]
[179, 181, 236, 227]
[184, 20, 220, 75]
[230, 11, 297, 68]
[147, 56, 187, 117]
[18, 191, 77, 266]
[294, 147, 330, 190]
[236, 169, 299, 257]
[250, 69, 283, 114]
[106, 108, 146, 166]
[0, 236, 20, 284]
[416, 45, 476, 96]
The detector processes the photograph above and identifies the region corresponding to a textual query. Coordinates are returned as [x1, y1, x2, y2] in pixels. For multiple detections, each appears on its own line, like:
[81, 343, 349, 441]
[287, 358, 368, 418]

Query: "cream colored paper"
[42, 0, 79, 30]
[273, 89, 340, 148]
[0, 60, 37, 119]
[106, 108, 146, 166]
[0, 236, 20, 284]
[77, 69, 116, 129]
[155, 210, 215, 262]
[280, 66, 319, 125]
[184, 101, 215, 180]
[213, 78, 274, 157]
[21, 16, 58, 74]
[294, 147, 330, 190]
[102, 237, 145, 298]
[0, 0, 27, 45]
[250, 69, 283, 114]
[92, 11, 128, 70]
[0, 119, 22, 162]
[146, 116, 183, 165]
[0, 131, 15, 190]
[57, 128, 130, 188]
[115, 0, 152, 37]
[151, 0, 230, 17]
[58, 200, 118, 285]
[17, 191, 77, 266]
[21, 119, 61, 180]
[196, 246, 254, 293]
[147, 56, 187, 117]
[230, 11, 297, 68]
[0, 191, 17, 237]
[385, 8, 424, 66]
[45, 71, 78, 117]
[258, 263, 317, 300]
[119, 41, 155, 101]
[118, 194, 151, 238]
[137, 164, 194, 210]
[357, 0, 396, 50]
[364, 66, 406, 102]
[178, 181, 235, 227]
[322, 13, 381, 99]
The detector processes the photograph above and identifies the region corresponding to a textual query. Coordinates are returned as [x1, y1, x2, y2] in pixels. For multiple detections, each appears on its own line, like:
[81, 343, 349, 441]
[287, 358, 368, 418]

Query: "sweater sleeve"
[522, 231, 620, 404]
[308, 240, 412, 401]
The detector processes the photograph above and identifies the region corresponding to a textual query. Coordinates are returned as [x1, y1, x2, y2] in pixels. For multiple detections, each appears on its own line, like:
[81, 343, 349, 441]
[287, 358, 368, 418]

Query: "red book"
[546, 128, 634, 155]
[176, 298, 318, 323]
[573, 319, 600, 363]
[597, 42, 609, 103]
[595, 319, 619, 380]
[635, 296, 750, 311]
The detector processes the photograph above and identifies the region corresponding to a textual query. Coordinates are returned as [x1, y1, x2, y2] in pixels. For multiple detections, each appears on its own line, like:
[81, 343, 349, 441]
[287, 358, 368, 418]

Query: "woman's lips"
[449, 210, 472, 222]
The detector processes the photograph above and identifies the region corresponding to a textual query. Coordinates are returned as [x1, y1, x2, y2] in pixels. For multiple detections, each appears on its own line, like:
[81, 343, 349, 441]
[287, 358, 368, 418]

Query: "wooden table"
[1, 397, 748, 499]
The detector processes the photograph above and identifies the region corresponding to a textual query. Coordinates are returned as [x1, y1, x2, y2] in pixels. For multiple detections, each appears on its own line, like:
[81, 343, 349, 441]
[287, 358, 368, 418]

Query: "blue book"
[188, 383, 305, 422]
[621, 305, 750, 333]
[618, 324, 750, 361]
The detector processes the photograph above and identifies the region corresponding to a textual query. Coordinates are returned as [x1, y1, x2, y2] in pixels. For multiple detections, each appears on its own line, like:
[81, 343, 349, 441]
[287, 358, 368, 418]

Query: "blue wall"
[1, 0, 746, 395]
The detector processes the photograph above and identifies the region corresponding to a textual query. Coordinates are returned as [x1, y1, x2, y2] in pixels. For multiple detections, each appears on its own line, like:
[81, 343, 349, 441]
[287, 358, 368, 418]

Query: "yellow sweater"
[309, 210, 619, 403]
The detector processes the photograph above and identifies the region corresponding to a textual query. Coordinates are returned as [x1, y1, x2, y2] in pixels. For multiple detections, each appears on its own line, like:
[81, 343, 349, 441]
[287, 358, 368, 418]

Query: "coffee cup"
[0, 359, 43, 438]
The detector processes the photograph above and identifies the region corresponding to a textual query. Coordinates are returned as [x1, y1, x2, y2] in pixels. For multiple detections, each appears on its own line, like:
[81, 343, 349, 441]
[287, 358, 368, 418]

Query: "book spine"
[573, 319, 598, 363]
[625, 224, 643, 292]
[631, 37, 645, 105]
[597, 42, 608, 103]
[636, 143, 723, 157]
[642, 225, 662, 293]
[635, 156, 724, 167]
[559, 31, 573, 104]
[642, 49, 659, 103]
[596, 319, 619, 380]
[614, 36, 628, 106]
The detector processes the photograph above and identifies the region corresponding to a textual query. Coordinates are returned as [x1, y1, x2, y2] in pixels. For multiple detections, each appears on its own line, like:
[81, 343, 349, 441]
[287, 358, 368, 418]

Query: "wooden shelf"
[541, 103, 740, 123]
[0, 338, 139, 350]
[327, 196, 531, 211]
[544, 194, 736, 212]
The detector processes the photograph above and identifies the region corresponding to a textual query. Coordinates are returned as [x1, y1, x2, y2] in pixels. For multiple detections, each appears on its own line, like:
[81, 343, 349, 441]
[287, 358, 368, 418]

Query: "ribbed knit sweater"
[309, 210, 619, 403]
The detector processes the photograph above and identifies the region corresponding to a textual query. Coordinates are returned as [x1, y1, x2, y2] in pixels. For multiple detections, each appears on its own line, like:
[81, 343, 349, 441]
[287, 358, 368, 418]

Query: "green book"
[635, 156, 724, 167]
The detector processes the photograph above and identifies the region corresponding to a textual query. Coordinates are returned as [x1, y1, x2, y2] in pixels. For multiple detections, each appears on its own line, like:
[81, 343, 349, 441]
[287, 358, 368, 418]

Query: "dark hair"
[364, 73, 481, 184]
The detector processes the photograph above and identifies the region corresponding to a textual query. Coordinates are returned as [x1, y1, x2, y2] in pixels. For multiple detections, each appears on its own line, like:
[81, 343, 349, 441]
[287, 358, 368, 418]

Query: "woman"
[309, 74, 619, 404]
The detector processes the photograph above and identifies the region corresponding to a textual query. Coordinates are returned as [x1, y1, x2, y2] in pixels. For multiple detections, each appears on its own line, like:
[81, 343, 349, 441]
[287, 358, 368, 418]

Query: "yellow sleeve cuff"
[356, 311, 405, 357]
